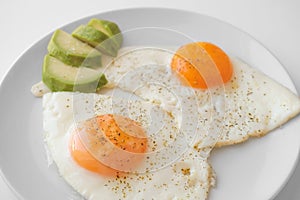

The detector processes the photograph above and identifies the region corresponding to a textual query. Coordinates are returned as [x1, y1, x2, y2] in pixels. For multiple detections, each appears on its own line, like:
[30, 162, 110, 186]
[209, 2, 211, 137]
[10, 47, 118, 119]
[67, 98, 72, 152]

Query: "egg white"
[43, 92, 215, 200]
[42, 46, 300, 200]
[103, 47, 300, 147]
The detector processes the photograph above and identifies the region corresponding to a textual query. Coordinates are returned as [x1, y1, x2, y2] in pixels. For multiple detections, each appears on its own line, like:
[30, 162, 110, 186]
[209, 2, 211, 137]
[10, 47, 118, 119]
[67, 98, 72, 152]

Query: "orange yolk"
[171, 42, 233, 89]
[69, 114, 148, 177]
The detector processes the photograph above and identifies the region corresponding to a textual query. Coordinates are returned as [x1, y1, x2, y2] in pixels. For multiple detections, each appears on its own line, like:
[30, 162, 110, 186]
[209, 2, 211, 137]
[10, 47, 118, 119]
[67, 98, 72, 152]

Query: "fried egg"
[43, 92, 215, 200]
[43, 43, 300, 200]
[103, 46, 300, 148]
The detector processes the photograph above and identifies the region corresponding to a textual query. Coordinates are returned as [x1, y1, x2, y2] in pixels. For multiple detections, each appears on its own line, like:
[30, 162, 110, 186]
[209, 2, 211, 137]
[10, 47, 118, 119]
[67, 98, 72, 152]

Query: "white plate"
[0, 8, 299, 200]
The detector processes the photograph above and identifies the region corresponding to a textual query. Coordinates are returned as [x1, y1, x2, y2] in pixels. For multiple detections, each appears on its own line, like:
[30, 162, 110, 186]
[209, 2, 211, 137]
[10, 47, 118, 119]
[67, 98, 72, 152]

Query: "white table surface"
[0, 0, 299, 199]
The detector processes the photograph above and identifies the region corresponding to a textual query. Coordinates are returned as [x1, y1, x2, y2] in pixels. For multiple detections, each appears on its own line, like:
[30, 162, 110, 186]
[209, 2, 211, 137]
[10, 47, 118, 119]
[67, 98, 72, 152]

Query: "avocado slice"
[88, 18, 123, 49]
[42, 55, 107, 92]
[47, 29, 102, 67]
[72, 25, 119, 57]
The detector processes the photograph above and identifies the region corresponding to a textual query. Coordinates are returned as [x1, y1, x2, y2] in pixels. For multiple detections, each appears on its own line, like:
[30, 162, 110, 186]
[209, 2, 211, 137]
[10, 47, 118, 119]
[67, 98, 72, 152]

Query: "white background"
[0, 0, 299, 199]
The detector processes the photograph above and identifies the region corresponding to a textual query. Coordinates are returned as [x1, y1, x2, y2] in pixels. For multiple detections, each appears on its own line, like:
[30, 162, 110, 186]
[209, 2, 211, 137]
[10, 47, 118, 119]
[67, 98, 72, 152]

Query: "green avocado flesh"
[47, 29, 102, 67]
[88, 18, 123, 48]
[42, 55, 107, 92]
[72, 25, 119, 57]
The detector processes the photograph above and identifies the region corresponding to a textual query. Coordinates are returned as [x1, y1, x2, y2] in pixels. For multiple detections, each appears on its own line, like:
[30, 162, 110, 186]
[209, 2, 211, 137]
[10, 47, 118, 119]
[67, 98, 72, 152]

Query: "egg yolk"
[69, 114, 148, 177]
[171, 42, 233, 89]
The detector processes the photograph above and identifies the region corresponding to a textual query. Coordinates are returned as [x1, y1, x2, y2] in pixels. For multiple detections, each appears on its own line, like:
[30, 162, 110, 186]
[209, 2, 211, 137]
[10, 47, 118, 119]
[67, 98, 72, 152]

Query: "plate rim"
[0, 7, 299, 200]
